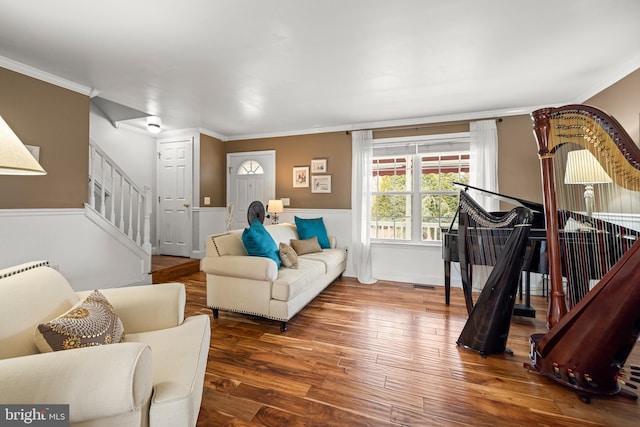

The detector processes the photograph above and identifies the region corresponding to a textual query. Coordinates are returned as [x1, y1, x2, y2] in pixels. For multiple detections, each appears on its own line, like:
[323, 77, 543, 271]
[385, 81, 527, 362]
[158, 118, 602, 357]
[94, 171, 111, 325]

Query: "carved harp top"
[532, 104, 640, 191]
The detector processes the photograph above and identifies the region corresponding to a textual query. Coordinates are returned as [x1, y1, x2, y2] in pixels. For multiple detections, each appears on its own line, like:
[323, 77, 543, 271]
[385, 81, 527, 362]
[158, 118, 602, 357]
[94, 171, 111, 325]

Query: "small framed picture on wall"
[293, 166, 309, 188]
[311, 175, 331, 193]
[311, 158, 327, 173]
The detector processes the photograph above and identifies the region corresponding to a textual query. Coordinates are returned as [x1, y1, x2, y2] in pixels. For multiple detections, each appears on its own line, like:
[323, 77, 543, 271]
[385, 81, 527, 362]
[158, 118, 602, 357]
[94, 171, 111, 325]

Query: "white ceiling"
[0, 0, 639, 140]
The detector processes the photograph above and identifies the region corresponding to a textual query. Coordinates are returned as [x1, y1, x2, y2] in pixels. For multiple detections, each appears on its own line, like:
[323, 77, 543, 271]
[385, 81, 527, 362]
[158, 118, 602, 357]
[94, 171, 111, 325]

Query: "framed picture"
[293, 166, 309, 188]
[311, 158, 327, 173]
[311, 175, 331, 193]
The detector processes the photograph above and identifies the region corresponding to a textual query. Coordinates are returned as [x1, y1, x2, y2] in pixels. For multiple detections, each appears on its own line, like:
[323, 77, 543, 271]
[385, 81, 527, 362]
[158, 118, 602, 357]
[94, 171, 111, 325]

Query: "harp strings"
[458, 192, 520, 295]
[549, 112, 639, 308]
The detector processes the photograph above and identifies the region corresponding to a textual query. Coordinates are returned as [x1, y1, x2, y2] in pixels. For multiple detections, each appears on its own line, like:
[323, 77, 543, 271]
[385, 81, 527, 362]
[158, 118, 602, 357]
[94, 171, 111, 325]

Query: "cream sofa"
[201, 222, 347, 331]
[0, 261, 210, 427]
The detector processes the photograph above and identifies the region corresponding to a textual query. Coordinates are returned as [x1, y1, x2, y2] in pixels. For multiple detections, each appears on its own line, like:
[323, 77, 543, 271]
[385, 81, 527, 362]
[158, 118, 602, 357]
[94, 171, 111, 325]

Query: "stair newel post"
[89, 145, 96, 209]
[128, 183, 134, 239]
[100, 155, 106, 216]
[110, 165, 116, 224]
[136, 189, 142, 245]
[119, 174, 125, 232]
[143, 185, 152, 253]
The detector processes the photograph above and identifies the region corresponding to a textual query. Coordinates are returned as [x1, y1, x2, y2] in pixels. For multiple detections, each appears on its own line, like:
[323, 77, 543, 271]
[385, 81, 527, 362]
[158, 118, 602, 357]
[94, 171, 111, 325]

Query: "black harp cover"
[456, 191, 534, 356]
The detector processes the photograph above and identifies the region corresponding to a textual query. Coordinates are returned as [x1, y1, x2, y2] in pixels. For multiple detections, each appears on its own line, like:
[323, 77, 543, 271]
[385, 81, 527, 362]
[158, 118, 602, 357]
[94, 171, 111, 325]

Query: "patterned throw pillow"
[290, 236, 323, 255]
[279, 242, 298, 268]
[34, 290, 125, 353]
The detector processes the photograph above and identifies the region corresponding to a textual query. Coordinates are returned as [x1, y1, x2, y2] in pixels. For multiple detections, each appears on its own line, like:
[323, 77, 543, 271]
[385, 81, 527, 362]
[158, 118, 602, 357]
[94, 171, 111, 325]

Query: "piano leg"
[444, 260, 451, 305]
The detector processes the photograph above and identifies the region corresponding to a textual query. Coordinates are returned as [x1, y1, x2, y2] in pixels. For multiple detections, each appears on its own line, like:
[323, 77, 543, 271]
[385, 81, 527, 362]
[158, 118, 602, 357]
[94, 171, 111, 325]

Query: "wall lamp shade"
[147, 116, 162, 134]
[267, 199, 284, 224]
[267, 199, 284, 213]
[0, 115, 46, 175]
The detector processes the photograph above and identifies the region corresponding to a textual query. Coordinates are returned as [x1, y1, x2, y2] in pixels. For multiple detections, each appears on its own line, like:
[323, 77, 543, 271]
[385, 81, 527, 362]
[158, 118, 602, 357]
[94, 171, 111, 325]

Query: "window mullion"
[412, 153, 421, 242]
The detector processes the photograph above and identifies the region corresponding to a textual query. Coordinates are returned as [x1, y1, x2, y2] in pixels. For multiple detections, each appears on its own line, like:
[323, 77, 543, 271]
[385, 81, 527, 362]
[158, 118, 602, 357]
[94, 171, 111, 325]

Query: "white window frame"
[371, 132, 471, 245]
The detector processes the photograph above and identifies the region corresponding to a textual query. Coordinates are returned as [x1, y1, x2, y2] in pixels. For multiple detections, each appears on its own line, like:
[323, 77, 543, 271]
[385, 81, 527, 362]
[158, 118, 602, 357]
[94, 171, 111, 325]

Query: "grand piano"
[441, 183, 639, 317]
[442, 184, 547, 318]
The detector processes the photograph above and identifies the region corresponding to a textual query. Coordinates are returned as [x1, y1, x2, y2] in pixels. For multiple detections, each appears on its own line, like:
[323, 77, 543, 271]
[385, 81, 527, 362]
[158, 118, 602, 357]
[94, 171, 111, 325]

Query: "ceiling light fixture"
[147, 116, 162, 134]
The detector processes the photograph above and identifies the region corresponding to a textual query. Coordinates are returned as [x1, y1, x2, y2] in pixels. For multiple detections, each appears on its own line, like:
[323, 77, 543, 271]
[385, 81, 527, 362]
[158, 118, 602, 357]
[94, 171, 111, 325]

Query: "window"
[237, 160, 264, 175]
[370, 134, 470, 243]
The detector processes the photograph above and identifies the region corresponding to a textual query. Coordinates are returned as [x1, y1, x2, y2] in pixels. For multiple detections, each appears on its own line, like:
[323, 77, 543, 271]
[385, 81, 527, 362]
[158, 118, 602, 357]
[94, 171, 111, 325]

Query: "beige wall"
[222, 132, 352, 209]
[497, 114, 542, 203]
[585, 67, 640, 144]
[200, 133, 226, 207]
[0, 67, 89, 208]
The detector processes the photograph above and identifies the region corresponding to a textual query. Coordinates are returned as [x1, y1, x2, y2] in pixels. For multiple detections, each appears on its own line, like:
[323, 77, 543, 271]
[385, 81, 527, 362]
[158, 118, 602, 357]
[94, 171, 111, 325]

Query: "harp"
[455, 190, 534, 356]
[525, 104, 640, 402]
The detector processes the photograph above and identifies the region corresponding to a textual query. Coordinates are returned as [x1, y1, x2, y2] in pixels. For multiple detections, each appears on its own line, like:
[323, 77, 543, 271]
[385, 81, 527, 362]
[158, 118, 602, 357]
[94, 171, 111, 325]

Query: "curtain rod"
[346, 117, 502, 134]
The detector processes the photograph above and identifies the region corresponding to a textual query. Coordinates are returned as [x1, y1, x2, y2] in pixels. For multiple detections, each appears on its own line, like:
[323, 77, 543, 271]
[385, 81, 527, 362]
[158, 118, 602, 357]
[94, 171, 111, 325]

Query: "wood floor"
[170, 270, 640, 426]
[150, 255, 200, 283]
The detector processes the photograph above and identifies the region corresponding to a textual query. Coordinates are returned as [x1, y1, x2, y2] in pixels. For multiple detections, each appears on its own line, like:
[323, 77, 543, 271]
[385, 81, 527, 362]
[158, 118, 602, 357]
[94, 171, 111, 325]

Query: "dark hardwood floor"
[151, 255, 200, 283]
[168, 268, 640, 426]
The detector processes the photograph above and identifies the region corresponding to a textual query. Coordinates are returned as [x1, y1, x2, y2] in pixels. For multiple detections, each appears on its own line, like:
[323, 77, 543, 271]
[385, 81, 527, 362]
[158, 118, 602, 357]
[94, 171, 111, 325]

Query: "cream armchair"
[0, 261, 210, 427]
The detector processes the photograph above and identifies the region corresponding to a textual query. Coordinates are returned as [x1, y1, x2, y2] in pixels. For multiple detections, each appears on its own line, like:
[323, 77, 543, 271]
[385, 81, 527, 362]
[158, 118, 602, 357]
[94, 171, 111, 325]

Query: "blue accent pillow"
[242, 220, 281, 268]
[295, 216, 330, 249]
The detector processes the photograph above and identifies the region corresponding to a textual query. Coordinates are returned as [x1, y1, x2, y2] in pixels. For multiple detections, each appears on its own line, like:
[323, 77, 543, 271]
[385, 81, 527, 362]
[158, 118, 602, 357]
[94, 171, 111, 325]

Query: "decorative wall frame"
[311, 175, 331, 193]
[311, 158, 327, 173]
[293, 166, 309, 187]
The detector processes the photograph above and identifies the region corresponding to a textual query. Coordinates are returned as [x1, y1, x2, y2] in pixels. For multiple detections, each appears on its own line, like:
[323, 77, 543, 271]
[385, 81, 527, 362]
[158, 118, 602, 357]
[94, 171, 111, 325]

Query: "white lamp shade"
[267, 199, 284, 213]
[0, 115, 46, 175]
[564, 149, 612, 184]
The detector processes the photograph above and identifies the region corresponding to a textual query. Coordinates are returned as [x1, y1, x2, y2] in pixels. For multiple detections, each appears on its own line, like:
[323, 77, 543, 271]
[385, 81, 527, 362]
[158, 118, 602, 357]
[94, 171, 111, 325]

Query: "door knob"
[184, 203, 190, 208]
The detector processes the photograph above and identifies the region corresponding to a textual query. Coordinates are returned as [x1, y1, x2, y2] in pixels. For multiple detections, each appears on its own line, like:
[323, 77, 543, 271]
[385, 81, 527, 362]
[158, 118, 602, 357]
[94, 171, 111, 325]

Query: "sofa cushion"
[0, 261, 80, 359]
[271, 259, 325, 301]
[279, 243, 298, 268]
[210, 232, 247, 257]
[242, 219, 281, 268]
[295, 216, 330, 249]
[300, 248, 347, 272]
[290, 236, 323, 255]
[265, 223, 299, 245]
[34, 290, 125, 353]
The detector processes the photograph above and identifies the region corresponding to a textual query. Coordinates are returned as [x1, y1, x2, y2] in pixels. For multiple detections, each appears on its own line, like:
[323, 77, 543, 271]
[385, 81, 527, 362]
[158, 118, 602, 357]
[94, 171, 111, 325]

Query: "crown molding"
[224, 106, 548, 141]
[0, 55, 94, 96]
[197, 128, 228, 142]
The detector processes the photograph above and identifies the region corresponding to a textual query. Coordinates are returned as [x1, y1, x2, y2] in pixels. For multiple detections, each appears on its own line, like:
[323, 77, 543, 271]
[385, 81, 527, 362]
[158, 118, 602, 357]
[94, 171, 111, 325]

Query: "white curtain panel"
[351, 130, 377, 284]
[469, 119, 499, 211]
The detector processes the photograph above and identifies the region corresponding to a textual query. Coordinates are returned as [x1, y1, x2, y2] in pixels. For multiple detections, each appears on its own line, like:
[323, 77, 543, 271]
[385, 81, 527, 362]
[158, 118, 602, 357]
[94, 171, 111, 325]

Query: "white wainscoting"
[0, 209, 150, 290]
[371, 242, 453, 287]
[192, 207, 229, 258]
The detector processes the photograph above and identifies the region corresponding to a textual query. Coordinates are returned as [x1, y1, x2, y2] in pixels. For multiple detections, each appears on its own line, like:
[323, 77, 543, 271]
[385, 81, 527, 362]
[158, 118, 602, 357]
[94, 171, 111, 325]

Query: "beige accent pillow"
[279, 242, 298, 268]
[34, 290, 125, 353]
[290, 236, 322, 255]
[211, 233, 248, 256]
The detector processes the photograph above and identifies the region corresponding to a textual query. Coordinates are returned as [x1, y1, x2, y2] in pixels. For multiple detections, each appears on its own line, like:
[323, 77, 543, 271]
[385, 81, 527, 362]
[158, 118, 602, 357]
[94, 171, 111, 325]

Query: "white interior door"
[158, 138, 193, 257]
[227, 150, 275, 230]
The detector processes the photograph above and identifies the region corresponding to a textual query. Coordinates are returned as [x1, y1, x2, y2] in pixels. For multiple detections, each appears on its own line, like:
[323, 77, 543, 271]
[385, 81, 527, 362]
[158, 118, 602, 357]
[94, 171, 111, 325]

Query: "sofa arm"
[77, 283, 185, 333]
[201, 255, 278, 282]
[0, 342, 152, 424]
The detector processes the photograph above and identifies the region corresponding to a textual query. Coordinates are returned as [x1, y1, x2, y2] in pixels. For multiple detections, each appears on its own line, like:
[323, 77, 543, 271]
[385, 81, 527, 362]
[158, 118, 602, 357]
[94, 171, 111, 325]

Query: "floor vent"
[413, 284, 435, 290]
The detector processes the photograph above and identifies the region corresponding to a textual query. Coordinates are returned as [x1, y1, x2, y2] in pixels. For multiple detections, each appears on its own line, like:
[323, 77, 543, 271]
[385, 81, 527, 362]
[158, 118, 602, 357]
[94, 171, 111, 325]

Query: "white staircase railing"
[88, 140, 152, 253]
